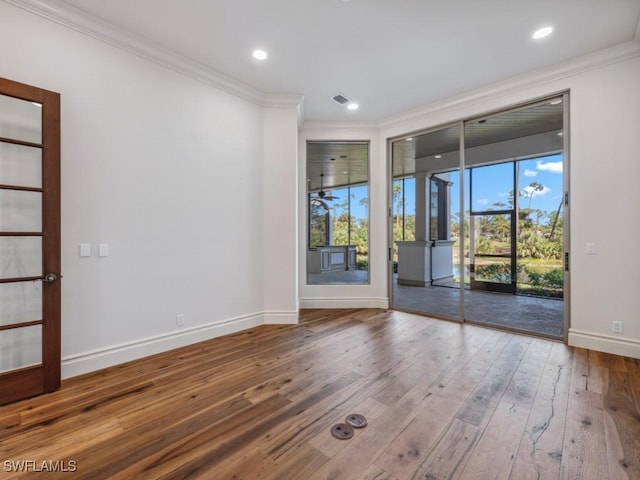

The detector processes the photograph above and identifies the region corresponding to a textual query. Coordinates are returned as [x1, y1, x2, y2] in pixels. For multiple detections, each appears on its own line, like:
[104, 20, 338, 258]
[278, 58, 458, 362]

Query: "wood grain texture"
[0, 309, 637, 479]
[509, 342, 572, 479]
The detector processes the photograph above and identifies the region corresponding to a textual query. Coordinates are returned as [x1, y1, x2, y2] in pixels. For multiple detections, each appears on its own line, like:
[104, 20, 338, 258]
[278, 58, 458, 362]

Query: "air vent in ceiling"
[332, 94, 350, 105]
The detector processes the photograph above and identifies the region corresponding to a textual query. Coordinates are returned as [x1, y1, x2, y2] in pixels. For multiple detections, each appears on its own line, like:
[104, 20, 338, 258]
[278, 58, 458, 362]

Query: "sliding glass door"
[391, 95, 568, 339]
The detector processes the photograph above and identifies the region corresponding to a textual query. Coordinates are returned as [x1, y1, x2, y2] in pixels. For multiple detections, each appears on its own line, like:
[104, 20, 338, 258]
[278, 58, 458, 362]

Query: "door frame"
[0, 77, 61, 405]
[469, 209, 517, 294]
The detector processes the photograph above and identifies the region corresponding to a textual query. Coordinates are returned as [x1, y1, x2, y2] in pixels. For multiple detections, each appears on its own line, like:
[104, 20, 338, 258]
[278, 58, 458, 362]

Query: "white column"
[414, 172, 428, 241]
[262, 94, 303, 324]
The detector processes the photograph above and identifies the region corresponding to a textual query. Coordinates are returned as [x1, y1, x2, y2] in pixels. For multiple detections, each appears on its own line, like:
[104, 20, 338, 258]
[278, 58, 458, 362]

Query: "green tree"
[522, 181, 544, 209]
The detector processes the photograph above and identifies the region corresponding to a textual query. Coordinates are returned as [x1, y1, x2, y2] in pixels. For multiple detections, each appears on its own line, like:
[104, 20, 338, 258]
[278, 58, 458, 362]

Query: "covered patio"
[393, 279, 564, 338]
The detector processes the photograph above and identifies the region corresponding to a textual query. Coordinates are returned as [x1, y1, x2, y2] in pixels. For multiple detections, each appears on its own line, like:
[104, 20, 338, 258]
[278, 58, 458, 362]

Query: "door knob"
[43, 273, 58, 283]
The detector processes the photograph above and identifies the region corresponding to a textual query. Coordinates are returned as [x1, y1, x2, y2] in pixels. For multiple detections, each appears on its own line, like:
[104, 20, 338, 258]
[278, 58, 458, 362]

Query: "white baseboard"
[62, 312, 267, 379]
[568, 329, 640, 359]
[263, 311, 299, 325]
[299, 297, 389, 309]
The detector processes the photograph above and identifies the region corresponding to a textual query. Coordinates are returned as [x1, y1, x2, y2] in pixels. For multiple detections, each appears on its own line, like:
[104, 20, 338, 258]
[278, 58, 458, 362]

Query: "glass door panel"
[0, 325, 42, 373]
[0, 93, 42, 144]
[0, 142, 42, 188]
[0, 190, 42, 232]
[391, 124, 461, 320]
[0, 237, 42, 278]
[463, 99, 565, 338]
[0, 282, 42, 326]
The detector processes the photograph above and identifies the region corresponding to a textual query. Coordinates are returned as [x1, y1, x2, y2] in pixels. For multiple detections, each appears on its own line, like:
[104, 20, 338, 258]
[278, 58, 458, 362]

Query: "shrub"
[542, 269, 563, 288]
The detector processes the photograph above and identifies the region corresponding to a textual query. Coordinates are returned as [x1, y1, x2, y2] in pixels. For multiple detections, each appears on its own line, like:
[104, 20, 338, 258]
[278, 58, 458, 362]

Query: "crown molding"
[301, 120, 379, 131]
[5, 0, 266, 105]
[263, 93, 305, 126]
[262, 93, 304, 109]
[380, 40, 640, 130]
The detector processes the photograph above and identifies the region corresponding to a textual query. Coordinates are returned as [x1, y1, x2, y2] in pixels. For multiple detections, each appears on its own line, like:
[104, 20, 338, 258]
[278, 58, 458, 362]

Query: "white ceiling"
[56, 0, 640, 122]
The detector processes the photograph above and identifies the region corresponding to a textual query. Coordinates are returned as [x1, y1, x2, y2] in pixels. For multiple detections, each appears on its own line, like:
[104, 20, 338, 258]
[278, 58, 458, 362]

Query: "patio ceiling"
[306, 97, 564, 191]
[307, 141, 369, 192]
[393, 97, 565, 177]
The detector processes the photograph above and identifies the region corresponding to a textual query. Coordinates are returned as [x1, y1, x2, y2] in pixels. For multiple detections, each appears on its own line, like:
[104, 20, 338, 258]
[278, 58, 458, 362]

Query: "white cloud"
[477, 198, 489, 206]
[537, 160, 563, 174]
[524, 169, 538, 177]
[523, 185, 551, 198]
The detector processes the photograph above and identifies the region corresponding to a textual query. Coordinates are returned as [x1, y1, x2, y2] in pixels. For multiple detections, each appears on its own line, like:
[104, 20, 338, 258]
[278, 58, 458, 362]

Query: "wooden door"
[0, 77, 61, 405]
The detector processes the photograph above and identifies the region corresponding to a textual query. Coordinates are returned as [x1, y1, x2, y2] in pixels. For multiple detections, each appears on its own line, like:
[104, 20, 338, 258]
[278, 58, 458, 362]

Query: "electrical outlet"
[612, 321, 623, 334]
[176, 314, 185, 327]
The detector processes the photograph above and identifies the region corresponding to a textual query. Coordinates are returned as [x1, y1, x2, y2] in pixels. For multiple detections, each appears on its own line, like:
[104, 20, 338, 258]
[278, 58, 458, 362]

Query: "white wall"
[0, 2, 283, 377]
[567, 53, 640, 356]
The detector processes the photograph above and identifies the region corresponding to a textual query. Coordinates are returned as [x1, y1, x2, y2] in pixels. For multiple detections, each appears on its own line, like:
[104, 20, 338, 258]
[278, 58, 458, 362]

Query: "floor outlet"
[176, 314, 185, 327]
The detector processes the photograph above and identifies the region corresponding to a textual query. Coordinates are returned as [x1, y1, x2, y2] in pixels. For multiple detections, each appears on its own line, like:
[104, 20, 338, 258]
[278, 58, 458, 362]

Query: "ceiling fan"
[311, 173, 339, 201]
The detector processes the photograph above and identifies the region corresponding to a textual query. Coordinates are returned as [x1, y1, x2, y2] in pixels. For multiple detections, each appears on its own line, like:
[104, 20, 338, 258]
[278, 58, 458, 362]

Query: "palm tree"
[523, 181, 544, 209]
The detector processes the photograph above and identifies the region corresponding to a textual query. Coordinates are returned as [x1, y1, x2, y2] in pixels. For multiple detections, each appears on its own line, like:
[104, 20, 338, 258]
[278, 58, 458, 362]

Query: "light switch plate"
[80, 243, 91, 257]
[99, 243, 109, 257]
[585, 242, 595, 254]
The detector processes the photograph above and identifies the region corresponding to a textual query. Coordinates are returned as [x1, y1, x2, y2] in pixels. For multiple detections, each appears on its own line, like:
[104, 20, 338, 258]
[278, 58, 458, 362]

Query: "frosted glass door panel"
[0, 94, 41, 144]
[0, 190, 42, 232]
[0, 282, 42, 326]
[0, 143, 42, 188]
[0, 237, 42, 278]
[0, 325, 42, 373]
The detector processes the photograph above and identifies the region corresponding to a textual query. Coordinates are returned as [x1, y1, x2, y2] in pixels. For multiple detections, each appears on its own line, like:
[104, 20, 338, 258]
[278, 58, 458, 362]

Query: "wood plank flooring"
[1, 308, 638, 479]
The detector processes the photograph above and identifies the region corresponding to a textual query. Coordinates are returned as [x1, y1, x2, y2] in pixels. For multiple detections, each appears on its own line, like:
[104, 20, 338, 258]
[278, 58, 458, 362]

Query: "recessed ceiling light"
[347, 103, 359, 110]
[435, 155, 442, 159]
[252, 49, 268, 60]
[532, 26, 553, 40]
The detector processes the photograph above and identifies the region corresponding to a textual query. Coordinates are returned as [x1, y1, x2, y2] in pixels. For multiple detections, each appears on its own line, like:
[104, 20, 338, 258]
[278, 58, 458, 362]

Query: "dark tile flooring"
[393, 280, 564, 338]
[306, 270, 564, 338]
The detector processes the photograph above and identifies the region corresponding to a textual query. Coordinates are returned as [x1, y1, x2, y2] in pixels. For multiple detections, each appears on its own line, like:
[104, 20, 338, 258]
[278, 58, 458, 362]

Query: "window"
[306, 141, 369, 284]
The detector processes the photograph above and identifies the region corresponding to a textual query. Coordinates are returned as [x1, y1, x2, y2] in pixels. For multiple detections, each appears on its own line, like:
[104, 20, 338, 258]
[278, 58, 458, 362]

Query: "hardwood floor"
[1, 309, 638, 479]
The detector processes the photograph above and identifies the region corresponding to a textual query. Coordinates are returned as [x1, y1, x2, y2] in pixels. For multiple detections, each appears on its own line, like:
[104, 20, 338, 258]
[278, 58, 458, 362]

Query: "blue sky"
[395, 153, 563, 219]
[326, 184, 369, 221]
[451, 154, 564, 219]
